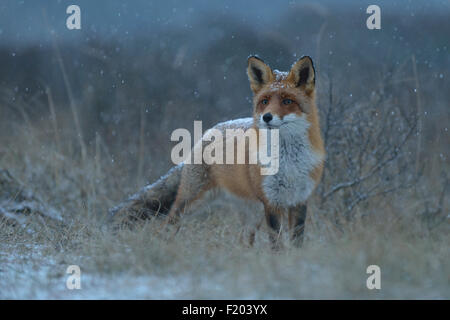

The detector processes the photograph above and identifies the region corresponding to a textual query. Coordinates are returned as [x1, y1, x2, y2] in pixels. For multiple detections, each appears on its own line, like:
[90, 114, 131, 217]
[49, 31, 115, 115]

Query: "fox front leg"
[263, 205, 283, 250]
[288, 203, 307, 247]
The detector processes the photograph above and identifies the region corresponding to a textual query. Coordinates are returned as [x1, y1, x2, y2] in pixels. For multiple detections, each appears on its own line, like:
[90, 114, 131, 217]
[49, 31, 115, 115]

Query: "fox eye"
[261, 98, 269, 105]
[282, 99, 293, 105]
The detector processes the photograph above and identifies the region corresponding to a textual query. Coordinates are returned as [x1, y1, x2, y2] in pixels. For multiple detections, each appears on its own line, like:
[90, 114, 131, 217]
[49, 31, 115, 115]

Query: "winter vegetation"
[0, 1, 449, 299]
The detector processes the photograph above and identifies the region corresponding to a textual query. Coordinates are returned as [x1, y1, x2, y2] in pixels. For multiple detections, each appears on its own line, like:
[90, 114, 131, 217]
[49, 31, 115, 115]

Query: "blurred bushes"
[0, 3, 448, 202]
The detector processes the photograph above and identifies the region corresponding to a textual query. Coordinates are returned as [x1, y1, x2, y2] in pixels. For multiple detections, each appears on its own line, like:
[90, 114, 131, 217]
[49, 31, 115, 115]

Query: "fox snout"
[259, 112, 284, 128]
[259, 112, 305, 129]
[262, 113, 273, 123]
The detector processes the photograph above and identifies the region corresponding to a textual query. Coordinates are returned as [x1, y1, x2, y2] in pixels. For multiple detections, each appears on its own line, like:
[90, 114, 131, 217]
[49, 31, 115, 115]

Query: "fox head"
[247, 56, 316, 132]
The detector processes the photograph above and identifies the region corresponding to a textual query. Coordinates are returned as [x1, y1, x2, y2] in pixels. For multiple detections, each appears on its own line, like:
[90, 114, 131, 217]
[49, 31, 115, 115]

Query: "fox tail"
[108, 164, 182, 226]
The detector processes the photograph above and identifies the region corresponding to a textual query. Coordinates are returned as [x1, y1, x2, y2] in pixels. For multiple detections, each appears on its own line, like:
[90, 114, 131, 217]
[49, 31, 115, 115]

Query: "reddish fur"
[167, 56, 325, 247]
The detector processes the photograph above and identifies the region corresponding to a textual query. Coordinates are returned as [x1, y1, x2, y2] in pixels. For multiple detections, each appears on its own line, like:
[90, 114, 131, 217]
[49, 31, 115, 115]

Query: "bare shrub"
[314, 64, 448, 226]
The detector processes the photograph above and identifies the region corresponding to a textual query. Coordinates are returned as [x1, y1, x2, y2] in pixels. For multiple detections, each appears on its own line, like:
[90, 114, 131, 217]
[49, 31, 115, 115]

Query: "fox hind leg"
[167, 164, 212, 224]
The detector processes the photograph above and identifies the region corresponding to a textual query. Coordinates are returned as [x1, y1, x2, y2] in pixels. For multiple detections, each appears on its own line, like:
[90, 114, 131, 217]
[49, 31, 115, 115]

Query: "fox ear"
[247, 56, 273, 94]
[287, 56, 315, 92]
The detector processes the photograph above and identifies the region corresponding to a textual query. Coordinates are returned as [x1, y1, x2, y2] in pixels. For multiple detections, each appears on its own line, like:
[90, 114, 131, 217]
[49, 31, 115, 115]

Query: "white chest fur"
[261, 116, 323, 208]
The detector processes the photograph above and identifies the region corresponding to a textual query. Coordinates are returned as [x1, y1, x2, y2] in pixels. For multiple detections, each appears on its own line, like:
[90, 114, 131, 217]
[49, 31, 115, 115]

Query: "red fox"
[110, 55, 325, 247]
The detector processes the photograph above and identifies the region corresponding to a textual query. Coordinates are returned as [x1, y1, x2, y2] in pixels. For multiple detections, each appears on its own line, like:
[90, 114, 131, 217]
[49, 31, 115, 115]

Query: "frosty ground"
[1, 192, 448, 299]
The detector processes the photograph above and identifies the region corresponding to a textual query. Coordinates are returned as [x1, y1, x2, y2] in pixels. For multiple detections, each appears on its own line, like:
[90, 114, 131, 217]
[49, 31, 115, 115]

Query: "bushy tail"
[108, 164, 183, 226]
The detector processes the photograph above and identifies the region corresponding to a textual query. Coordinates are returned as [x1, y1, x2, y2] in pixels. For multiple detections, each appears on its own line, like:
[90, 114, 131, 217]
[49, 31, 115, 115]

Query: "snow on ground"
[0, 245, 199, 299]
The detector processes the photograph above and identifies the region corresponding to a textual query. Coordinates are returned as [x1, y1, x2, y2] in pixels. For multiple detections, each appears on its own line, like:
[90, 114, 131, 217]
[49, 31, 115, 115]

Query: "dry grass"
[0, 121, 448, 299]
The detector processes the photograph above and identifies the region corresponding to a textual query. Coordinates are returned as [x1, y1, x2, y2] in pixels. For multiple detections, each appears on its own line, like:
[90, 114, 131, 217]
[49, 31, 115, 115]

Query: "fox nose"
[263, 113, 273, 123]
